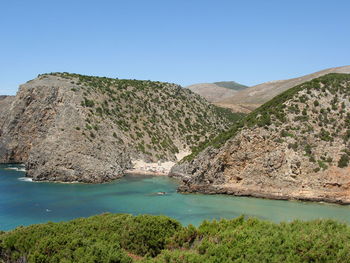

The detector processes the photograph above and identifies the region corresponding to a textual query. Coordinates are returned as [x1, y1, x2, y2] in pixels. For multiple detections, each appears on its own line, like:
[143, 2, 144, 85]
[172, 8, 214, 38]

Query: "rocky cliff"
[171, 73, 350, 204]
[0, 73, 238, 183]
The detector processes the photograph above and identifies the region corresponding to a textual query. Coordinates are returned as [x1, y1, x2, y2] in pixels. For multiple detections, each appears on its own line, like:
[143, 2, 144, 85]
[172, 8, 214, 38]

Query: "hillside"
[213, 81, 248, 90]
[0, 73, 239, 183]
[1, 213, 350, 262]
[217, 65, 350, 112]
[186, 81, 248, 103]
[171, 73, 350, 204]
[0, 96, 14, 121]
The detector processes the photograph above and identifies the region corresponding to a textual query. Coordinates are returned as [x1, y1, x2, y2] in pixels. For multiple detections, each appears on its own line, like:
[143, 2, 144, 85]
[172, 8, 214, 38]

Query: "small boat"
[157, 192, 166, 195]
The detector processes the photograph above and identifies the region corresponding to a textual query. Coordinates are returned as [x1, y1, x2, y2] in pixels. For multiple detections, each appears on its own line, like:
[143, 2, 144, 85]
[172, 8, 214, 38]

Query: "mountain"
[213, 81, 248, 90]
[217, 65, 350, 113]
[0, 72, 240, 183]
[171, 73, 350, 204]
[186, 81, 248, 103]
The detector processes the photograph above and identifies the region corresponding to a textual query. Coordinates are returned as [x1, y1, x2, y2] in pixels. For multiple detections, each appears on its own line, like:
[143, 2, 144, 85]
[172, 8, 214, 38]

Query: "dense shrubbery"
[1, 214, 350, 262]
[338, 154, 349, 168]
[0, 214, 180, 262]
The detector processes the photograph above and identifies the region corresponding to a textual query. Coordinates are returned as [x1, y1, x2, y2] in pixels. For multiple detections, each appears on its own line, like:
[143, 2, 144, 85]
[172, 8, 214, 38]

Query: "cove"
[0, 164, 349, 231]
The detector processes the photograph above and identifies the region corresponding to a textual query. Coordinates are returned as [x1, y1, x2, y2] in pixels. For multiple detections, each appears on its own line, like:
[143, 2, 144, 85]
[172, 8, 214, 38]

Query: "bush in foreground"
[1, 214, 350, 262]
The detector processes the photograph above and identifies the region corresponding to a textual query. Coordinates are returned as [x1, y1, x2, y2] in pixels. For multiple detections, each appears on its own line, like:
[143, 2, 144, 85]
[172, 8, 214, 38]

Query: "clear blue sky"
[1, 0, 349, 95]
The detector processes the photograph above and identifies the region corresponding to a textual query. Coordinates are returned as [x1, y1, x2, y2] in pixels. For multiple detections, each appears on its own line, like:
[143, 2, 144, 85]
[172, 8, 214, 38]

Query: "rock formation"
[172, 73, 350, 204]
[0, 73, 236, 183]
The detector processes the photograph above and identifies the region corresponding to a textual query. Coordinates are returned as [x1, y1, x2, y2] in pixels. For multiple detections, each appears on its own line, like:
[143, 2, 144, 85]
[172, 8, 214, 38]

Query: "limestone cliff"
[0, 73, 237, 183]
[172, 73, 350, 204]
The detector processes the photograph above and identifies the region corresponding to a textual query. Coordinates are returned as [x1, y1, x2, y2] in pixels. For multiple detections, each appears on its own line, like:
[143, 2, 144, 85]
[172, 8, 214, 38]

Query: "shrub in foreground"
[1, 214, 350, 262]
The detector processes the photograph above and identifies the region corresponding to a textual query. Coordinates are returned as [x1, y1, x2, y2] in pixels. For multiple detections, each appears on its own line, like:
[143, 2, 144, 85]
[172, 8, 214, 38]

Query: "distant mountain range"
[186, 81, 248, 103]
[215, 66, 350, 112]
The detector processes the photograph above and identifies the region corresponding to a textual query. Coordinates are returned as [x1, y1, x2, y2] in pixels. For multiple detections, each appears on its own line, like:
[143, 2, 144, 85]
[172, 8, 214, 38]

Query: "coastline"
[177, 183, 350, 205]
[5, 162, 349, 206]
[124, 169, 168, 176]
[124, 159, 175, 176]
[124, 153, 190, 177]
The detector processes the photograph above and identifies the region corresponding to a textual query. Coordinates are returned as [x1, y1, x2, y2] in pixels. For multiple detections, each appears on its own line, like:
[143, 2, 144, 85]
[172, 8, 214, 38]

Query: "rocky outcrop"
[171, 73, 350, 204]
[0, 73, 235, 183]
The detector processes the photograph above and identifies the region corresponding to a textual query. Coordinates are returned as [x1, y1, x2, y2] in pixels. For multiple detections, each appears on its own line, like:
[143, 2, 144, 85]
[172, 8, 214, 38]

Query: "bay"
[0, 164, 349, 231]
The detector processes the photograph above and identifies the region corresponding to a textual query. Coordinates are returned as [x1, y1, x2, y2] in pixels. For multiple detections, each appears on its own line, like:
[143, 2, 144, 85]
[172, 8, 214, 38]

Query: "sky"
[1, 0, 350, 95]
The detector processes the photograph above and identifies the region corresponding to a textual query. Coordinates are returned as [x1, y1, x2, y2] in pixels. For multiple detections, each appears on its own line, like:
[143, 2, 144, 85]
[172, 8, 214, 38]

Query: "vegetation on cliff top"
[184, 73, 350, 167]
[1, 213, 350, 262]
[38, 72, 243, 161]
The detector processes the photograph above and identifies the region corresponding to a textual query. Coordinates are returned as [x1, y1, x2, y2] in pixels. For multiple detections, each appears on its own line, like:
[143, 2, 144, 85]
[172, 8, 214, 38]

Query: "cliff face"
[172, 74, 350, 204]
[0, 73, 235, 183]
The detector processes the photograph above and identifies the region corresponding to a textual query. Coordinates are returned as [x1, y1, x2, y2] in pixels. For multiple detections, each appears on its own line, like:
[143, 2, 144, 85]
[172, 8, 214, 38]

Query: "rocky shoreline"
[175, 183, 350, 205]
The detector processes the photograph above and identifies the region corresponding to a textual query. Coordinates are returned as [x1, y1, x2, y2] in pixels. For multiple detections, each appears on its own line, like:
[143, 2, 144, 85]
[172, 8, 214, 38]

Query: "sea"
[1, 164, 349, 231]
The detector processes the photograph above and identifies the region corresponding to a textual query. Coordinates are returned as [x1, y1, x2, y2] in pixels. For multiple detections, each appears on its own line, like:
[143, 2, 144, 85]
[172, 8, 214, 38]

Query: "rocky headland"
[0, 73, 238, 183]
[171, 73, 350, 204]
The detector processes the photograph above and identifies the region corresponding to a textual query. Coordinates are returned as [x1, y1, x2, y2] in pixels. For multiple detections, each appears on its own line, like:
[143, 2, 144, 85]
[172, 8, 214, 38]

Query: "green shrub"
[318, 160, 328, 170]
[338, 154, 349, 168]
[155, 216, 350, 263]
[1, 215, 350, 263]
[0, 214, 181, 262]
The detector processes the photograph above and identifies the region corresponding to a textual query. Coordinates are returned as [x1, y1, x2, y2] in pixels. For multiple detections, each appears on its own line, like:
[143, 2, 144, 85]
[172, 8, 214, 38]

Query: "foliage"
[0, 214, 180, 262]
[151, 216, 350, 263]
[338, 154, 350, 168]
[1, 214, 350, 263]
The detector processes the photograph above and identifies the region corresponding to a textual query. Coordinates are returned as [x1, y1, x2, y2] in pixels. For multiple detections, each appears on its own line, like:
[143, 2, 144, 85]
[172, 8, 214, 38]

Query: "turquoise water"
[1, 164, 350, 231]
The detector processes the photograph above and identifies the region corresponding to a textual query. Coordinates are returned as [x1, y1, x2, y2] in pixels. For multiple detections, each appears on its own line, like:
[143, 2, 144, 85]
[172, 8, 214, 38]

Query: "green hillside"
[185, 73, 350, 164]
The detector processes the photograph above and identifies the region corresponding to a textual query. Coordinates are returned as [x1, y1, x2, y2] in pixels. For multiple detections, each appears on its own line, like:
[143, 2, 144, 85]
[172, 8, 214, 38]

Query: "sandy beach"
[125, 150, 190, 176]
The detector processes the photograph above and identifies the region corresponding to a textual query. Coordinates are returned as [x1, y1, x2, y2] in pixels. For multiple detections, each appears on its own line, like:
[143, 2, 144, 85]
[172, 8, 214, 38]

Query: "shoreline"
[124, 169, 168, 176]
[177, 184, 350, 206]
[125, 159, 176, 177]
[1, 166, 349, 206]
[3, 163, 349, 206]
